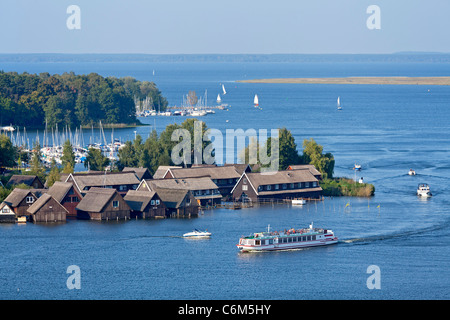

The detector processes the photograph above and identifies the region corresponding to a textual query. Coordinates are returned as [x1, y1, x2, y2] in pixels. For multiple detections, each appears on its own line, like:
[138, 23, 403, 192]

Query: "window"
[267, 185, 271, 190]
[305, 182, 310, 188]
[151, 200, 155, 205]
[282, 184, 287, 189]
[275, 184, 279, 190]
[71, 196, 79, 203]
[242, 185, 248, 191]
[290, 183, 295, 189]
[255, 240, 260, 246]
[112, 200, 119, 208]
[156, 200, 160, 205]
[119, 185, 127, 191]
[313, 181, 318, 187]
[2, 208, 10, 213]
[26, 196, 34, 204]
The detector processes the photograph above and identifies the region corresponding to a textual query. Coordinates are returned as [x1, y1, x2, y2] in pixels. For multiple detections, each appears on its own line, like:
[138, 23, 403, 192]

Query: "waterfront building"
[47, 181, 83, 218]
[231, 169, 322, 203]
[76, 187, 131, 220]
[124, 190, 167, 219]
[26, 193, 68, 223]
[65, 172, 140, 196]
[6, 175, 44, 189]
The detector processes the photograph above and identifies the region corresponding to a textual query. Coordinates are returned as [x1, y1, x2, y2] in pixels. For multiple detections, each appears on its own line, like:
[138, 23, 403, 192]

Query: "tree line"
[0, 71, 168, 128]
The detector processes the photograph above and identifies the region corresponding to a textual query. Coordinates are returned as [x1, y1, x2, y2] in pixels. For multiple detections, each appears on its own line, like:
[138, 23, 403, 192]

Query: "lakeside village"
[0, 121, 375, 225]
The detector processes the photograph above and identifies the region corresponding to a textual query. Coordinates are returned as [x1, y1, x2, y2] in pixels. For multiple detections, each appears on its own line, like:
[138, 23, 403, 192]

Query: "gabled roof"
[153, 166, 182, 179]
[123, 190, 157, 212]
[287, 164, 322, 177]
[75, 187, 117, 212]
[231, 170, 320, 195]
[167, 166, 241, 180]
[151, 187, 192, 209]
[66, 172, 140, 193]
[6, 175, 43, 187]
[27, 193, 68, 215]
[122, 167, 153, 180]
[3, 188, 37, 207]
[47, 182, 77, 203]
[145, 177, 219, 191]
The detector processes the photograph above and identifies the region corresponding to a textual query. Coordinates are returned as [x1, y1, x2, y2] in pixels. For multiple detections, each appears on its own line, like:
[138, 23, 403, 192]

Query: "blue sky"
[0, 0, 449, 54]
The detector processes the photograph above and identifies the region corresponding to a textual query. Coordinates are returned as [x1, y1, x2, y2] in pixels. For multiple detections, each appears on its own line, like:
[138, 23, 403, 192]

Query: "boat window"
[307, 236, 311, 241]
[312, 235, 316, 240]
[301, 236, 305, 242]
[269, 239, 273, 245]
[255, 240, 260, 246]
[288, 237, 292, 243]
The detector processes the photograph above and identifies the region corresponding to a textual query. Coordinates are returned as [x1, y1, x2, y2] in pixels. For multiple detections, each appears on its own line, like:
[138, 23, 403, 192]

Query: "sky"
[0, 0, 449, 54]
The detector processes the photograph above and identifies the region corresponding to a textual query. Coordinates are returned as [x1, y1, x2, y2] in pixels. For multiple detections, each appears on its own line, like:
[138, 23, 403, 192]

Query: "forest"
[0, 71, 168, 128]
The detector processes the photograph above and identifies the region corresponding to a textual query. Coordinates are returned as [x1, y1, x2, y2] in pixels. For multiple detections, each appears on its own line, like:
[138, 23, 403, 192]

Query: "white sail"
[337, 96, 342, 110]
[254, 94, 259, 105]
[217, 94, 221, 103]
[222, 84, 226, 95]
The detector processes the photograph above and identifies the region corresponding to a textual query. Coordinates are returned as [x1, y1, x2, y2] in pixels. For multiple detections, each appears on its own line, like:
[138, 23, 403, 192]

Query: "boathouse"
[65, 172, 140, 196]
[137, 177, 221, 206]
[0, 202, 16, 223]
[76, 187, 131, 220]
[124, 190, 167, 219]
[26, 193, 68, 223]
[161, 165, 241, 199]
[6, 175, 44, 189]
[1, 188, 42, 219]
[231, 169, 322, 202]
[152, 166, 182, 179]
[47, 181, 83, 218]
[150, 187, 198, 218]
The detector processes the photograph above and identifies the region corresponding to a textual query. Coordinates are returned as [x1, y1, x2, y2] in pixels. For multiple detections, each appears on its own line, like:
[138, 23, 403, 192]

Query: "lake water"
[1, 56, 449, 300]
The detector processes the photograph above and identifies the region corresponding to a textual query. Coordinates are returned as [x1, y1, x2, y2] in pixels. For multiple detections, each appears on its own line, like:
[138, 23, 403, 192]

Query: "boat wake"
[340, 220, 450, 245]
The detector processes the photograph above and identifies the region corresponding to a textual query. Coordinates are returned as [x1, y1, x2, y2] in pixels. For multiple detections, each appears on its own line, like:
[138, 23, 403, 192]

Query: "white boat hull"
[292, 199, 306, 205]
[237, 238, 338, 252]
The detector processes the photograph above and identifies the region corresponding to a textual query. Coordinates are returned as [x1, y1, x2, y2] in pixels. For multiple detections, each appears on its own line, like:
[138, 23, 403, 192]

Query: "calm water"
[1, 56, 450, 300]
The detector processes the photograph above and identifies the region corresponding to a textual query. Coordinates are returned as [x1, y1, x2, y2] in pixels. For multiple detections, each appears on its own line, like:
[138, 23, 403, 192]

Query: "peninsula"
[237, 76, 450, 86]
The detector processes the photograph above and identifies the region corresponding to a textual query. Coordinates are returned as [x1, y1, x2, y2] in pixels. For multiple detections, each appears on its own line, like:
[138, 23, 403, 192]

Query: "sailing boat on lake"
[254, 94, 259, 107]
[222, 84, 226, 95]
[217, 94, 222, 103]
[337, 96, 342, 110]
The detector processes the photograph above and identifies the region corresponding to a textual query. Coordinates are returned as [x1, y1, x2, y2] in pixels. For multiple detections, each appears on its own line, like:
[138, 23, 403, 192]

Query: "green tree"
[29, 141, 46, 182]
[302, 138, 335, 179]
[46, 158, 61, 187]
[0, 134, 17, 168]
[84, 147, 110, 171]
[61, 139, 75, 173]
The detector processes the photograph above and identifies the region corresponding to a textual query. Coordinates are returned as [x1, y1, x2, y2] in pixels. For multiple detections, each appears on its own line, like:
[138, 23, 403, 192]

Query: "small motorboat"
[353, 163, 362, 171]
[183, 229, 212, 238]
[417, 184, 432, 197]
[408, 169, 416, 176]
[292, 198, 306, 205]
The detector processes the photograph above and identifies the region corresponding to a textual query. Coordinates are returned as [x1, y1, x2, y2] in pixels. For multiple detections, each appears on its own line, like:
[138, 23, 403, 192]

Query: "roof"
[6, 175, 42, 187]
[224, 164, 252, 175]
[246, 170, 318, 188]
[47, 182, 75, 203]
[145, 177, 219, 191]
[27, 193, 68, 215]
[123, 190, 156, 212]
[153, 166, 182, 179]
[232, 170, 321, 195]
[67, 172, 140, 192]
[3, 188, 36, 207]
[151, 187, 191, 209]
[122, 167, 153, 180]
[168, 166, 241, 180]
[75, 187, 117, 212]
[287, 165, 322, 177]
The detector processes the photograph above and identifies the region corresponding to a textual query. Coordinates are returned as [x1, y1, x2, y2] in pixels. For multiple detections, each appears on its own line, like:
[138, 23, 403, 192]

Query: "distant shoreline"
[237, 76, 450, 86]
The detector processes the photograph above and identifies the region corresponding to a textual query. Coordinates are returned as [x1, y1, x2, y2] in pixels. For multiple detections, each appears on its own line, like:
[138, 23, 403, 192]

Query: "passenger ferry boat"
[237, 223, 338, 252]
